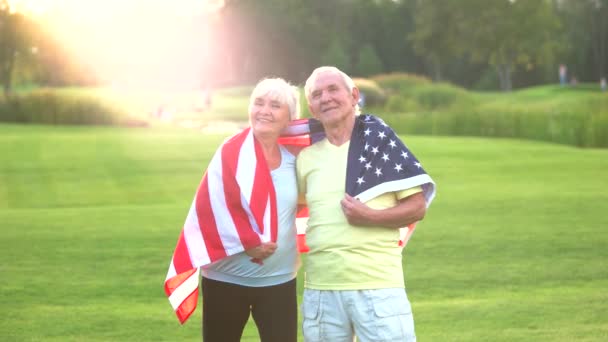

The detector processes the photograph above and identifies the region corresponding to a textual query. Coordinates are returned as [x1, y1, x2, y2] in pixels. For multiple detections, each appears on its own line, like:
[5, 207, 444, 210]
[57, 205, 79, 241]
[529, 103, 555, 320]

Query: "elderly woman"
[165, 78, 301, 342]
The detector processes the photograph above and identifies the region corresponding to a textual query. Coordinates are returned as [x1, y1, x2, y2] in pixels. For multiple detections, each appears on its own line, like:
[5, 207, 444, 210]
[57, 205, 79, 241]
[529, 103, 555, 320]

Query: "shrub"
[372, 73, 431, 94]
[381, 112, 433, 135]
[375, 90, 608, 148]
[0, 90, 126, 126]
[355, 45, 384, 77]
[321, 39, 350, 74]
[384, 95, 420, 113]
[411, 83, 471, 110]
[353, 78, 387, 107]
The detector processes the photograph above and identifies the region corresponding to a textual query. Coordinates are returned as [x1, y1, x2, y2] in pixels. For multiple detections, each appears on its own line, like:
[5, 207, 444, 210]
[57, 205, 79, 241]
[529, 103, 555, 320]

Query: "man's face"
[308, 72, 359, 127]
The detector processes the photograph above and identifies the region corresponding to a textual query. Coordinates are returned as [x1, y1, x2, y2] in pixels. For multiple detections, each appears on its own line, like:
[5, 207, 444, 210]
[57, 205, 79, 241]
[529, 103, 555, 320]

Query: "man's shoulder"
[297, 139, 327, 159]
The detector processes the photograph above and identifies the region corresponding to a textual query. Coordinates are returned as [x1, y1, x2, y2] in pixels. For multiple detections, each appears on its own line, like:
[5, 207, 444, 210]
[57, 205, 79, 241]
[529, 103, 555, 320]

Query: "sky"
[8, 0, 226, 90]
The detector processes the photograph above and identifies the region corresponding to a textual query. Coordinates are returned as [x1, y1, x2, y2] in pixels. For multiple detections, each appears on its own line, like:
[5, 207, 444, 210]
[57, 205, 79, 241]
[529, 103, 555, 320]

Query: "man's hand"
[245, 242, 278, 260]
[341, 192, 426, 228]
[341, 194, 375, 226]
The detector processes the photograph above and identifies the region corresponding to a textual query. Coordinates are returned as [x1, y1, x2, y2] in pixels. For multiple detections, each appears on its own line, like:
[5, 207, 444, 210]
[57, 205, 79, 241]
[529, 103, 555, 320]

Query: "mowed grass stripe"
[1, 124, 606, 341]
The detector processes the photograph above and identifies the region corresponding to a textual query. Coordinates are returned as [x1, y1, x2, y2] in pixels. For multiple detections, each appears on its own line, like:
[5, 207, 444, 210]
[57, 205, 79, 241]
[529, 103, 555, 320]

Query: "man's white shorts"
[302, 288, 416, 342]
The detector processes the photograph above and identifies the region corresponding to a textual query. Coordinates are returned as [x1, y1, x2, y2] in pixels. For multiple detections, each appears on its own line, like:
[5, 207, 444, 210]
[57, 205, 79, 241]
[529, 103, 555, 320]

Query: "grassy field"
[1, 124, 607, 341]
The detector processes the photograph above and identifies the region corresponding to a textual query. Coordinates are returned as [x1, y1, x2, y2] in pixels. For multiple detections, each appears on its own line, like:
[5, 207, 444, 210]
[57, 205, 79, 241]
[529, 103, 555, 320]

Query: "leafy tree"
[321, 38, 350, 73]
[409, 0, 465, 81]
[557, 0, 608, 81]
[215, 0, 326, 84]
[355, 44, 384, 76]
[0, 0, 32, 97]
[462, 0, 561, 91]
[375, 0, 421, 73]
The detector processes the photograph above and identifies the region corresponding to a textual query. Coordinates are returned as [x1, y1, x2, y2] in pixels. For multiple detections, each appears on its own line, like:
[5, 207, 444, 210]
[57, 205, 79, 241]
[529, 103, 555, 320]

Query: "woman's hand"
[245, 242, 278, 260]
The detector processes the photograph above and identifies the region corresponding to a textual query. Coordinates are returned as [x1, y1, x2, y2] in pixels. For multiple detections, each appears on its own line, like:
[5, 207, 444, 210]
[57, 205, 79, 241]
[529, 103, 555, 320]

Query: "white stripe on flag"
[207, 151, 244, 254]
[295, 217, 308, 235]
[183, 200, 210, 266]
[261, 196, 272, 241]
[282, 120, 310, 136]
[356, 174, 436, 205]
[168, 267, 200, 310]
[236, 130, 256, 202]
[240, 193, 261, 235]
[166, 260, 177, 280]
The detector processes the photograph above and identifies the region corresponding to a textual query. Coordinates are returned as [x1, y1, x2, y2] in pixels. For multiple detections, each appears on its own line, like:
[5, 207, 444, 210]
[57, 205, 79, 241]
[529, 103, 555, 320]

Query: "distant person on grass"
[165, 78, 302, 342]
[296, 66, 436, 342]
[559, 64, 568, 86]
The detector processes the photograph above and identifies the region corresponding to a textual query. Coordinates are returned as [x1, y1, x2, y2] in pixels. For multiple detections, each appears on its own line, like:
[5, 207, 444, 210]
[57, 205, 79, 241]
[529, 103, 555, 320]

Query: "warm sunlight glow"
[9, 0, 226, 90]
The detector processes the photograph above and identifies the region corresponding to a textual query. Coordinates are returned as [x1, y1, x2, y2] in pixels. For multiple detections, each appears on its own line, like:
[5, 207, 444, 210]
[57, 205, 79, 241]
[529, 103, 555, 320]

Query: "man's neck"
[324, 114, 356, 146]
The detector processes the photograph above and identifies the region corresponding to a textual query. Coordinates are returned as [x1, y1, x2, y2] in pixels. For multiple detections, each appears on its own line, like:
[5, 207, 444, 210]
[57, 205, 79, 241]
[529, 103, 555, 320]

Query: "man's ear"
[351, 87, 360, 106]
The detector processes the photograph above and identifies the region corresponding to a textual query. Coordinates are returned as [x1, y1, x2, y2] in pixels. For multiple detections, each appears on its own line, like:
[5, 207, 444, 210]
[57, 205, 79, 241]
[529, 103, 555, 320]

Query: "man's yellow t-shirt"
[296, 138, 422, 290]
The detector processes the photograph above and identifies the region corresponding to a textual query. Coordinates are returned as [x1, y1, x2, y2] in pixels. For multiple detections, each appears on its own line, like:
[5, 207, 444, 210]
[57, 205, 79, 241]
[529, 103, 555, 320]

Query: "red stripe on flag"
[164, 268, 199, 324]
[249, 136, 277, 239]
[277, 134, 312, 146]
[249, 138, 268, 233]
[196, 174, 226, 261]
[175, 286, 199, 324]
[164, 267, 197, 296]
[175, 288, 198, 324]
[296, 207, 309, 218]
[172, 231, 193, 273]
[221, 129, 261, 249]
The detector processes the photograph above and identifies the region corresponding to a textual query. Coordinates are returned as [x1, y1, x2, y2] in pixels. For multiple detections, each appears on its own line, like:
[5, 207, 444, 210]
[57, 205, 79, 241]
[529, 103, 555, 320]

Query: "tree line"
[1, 0, 607, 96]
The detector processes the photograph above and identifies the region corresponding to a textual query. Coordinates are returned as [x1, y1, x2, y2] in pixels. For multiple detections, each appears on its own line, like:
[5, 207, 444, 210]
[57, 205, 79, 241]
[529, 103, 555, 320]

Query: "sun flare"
[8, 0, 226, 90]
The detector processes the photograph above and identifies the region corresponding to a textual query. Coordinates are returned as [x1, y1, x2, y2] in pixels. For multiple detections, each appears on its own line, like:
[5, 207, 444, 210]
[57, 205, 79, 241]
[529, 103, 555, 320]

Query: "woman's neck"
[256, 135, 282, 170]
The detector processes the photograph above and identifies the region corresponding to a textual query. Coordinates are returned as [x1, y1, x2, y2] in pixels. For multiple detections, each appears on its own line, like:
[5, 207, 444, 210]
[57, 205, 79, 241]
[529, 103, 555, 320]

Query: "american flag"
[346, 114, 435, 205]
[346, 114, 436, 245]
[165, 127, 278, 324]
[286, 114, 436, 247]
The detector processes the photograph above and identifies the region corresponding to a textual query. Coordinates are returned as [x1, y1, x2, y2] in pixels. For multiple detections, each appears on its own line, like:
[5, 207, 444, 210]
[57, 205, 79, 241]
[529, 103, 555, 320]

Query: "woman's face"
[249, 94, 291, 137]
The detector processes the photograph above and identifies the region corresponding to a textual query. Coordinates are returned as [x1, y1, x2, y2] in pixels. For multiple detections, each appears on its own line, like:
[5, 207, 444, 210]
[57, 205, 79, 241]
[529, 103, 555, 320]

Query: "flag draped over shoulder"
[277, 118, 326, 146]
[347, 114, 435, 205]
[284, 114, 436, 247]
[165, 127, 278, 324]
[347, 114, 436, 245]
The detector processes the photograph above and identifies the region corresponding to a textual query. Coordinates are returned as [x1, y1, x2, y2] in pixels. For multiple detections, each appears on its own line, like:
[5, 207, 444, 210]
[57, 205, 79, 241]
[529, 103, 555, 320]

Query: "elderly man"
[296, 66, 436, 342]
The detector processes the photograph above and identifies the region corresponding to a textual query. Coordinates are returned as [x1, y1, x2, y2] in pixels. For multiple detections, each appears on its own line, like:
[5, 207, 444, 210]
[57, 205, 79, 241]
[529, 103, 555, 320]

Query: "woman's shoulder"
[282, 144, 303, 157]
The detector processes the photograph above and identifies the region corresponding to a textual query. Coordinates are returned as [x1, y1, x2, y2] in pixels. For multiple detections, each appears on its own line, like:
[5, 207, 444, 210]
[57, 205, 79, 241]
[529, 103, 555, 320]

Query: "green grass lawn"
[1, 124, 607, 341]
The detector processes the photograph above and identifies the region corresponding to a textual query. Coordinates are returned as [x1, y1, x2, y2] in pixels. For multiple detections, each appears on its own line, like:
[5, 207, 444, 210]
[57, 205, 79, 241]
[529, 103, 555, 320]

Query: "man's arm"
[340, 192, 426, 228]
